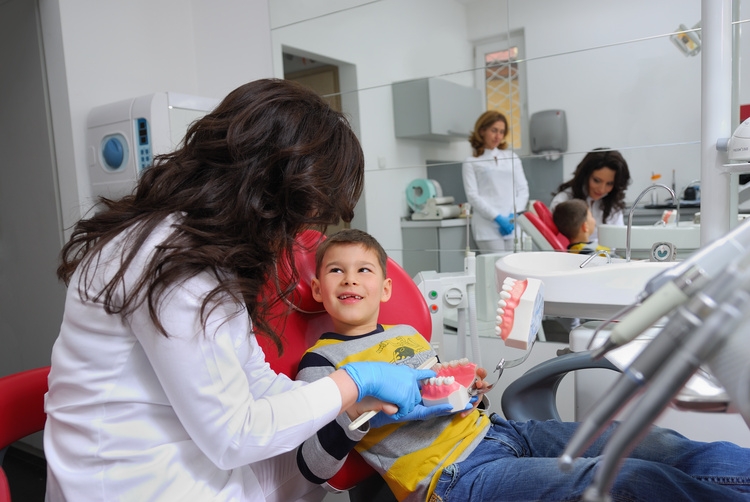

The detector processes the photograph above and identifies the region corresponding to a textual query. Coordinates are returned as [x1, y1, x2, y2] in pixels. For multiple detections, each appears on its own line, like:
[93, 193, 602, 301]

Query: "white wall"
[43, 0, 274, 230]
[270, 0, 477, 261]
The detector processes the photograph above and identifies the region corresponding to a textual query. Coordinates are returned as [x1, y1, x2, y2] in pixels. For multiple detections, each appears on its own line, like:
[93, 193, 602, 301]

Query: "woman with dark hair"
[43, 79, 436, 502]
[550, 148, 632, 241]
[462, 110, 529, 252]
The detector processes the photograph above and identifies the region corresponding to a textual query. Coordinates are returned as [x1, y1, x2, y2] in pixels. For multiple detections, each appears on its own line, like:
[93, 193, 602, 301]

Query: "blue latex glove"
[369, 399, 476, 429]
[494, 213, 515, 236]
[342, 362, 436, 419]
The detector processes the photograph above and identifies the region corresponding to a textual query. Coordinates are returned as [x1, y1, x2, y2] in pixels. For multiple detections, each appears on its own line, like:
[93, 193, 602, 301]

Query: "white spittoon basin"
[495, 252, 673, 320]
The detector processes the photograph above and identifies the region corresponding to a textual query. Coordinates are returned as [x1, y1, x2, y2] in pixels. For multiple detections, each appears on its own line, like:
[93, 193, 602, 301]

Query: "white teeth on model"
[497, 307, 505, 315]
[498, 300, 507, 308]
[459, 358, 469, 365]
[503, 277, 516, 285]
[499, 291, 511, 299]
[502, 284, 513, 292]
[427, 376, 455, 386]
[449, 360, 458, 367]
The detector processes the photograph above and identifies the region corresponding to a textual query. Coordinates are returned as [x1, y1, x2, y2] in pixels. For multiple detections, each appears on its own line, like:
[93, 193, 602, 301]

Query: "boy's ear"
[380, 277, 393, 303]
[311, 277, 323, 302]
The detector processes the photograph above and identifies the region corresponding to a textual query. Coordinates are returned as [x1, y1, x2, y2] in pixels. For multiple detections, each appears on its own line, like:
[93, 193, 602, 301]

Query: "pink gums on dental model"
[495, 276, 545, 351]
[421, 359, 477, 412]
[495, 277, 528, 341]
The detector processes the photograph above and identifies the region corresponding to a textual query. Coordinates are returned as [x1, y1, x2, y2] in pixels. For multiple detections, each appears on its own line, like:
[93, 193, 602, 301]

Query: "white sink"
[598, 223, 700, 260]
[495, 252, 674, 319]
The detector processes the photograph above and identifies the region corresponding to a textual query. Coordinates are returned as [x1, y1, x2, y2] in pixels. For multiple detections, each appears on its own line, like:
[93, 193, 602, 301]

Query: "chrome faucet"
[579, 250, 612, 268]
[626, 183, 679, 262]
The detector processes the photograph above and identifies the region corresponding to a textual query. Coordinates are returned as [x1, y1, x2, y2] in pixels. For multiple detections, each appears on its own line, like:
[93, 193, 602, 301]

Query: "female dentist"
[43, 79, 435, 502]
[550, 148, 632, 242]
[462, 110, 529, 252]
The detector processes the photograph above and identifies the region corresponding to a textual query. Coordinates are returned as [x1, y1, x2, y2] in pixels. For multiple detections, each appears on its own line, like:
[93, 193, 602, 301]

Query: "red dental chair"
[0, 365, 50, 502]
[517, 201, 569, 251]
[256, 229, 432, 500]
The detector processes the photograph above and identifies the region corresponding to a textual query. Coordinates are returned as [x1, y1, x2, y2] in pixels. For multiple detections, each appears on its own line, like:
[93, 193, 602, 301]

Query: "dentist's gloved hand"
[494, 213, 515, 236]
[369, 399, 475, 428]
[342, 362, 436, 419]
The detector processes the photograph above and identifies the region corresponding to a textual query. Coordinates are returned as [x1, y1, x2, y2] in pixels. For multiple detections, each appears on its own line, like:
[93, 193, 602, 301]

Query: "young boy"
[295, 228, 750, 502]
[552, 198, 612, 255]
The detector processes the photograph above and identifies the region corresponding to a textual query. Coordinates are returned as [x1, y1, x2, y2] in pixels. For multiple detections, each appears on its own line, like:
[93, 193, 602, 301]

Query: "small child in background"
[552, 198, 612, 255]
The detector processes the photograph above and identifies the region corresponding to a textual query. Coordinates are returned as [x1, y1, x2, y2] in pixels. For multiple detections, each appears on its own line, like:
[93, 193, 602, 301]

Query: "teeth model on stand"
[495, 277, 545, 350]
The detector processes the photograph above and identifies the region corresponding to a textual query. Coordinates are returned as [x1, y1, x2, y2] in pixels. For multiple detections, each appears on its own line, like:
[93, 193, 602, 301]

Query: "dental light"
[670, 22, 701, 57]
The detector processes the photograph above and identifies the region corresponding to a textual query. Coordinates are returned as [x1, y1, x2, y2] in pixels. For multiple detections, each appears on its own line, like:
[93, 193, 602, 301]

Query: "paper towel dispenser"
[529, 110, 568, 154]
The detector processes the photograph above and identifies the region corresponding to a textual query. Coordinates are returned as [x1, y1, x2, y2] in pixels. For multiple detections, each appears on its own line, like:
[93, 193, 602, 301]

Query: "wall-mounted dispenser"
[529, 109, 568, 160]
[86, 92, 218, 200]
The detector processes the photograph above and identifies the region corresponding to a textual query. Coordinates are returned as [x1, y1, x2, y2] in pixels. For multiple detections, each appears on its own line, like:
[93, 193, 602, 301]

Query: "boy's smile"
[312, 243, 392, 335]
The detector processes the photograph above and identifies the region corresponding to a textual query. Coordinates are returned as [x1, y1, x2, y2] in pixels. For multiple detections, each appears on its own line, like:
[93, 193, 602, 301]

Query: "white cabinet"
[392, 78, 482, 141]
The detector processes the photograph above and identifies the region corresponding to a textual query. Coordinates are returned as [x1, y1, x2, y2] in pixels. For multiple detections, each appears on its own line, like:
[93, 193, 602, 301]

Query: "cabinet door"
[402, 227, 439, 278]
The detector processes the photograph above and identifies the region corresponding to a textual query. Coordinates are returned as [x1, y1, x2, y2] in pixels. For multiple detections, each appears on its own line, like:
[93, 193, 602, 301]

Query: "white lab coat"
[44, 215, 340, 502]
[550, 188, 624, 242]
[462, 148, 529, 244]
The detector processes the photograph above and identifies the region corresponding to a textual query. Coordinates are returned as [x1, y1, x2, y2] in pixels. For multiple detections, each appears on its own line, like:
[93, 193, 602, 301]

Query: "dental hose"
[561, 253, 750, 472]
[582, 289, 749, 502]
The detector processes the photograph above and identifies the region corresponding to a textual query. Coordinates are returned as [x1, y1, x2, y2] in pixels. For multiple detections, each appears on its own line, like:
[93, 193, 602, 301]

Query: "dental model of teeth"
[421, 358, 477, 412]
[495, 276, 545, 351]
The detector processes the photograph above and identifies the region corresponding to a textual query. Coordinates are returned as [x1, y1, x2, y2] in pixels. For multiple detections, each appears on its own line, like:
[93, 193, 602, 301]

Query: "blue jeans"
[431, 414, 750, 501]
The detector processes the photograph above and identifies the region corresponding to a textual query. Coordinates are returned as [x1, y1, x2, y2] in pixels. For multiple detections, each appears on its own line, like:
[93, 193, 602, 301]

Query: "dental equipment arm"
[583, 286, 750, 501]
[559, 253, 750, 471]
[591, 217, 750, 360]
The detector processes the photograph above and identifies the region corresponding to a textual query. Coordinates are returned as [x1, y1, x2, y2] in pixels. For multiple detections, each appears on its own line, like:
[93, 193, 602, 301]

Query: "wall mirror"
[269, 0, 748, 272]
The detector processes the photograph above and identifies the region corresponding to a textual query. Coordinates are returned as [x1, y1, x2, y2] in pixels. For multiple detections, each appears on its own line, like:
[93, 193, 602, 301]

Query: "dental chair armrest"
[501, 351, 620, 422]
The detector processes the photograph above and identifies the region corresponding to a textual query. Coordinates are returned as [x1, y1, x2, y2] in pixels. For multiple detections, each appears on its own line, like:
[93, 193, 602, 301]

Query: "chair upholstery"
[517, 212, 567, 251]
[532, 201, 569, 249]
[255, 229, 432, 493]
[0, 366, 50, 502]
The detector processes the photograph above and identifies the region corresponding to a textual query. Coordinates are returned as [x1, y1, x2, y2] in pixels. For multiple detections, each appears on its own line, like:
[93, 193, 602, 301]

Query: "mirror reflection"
[269, 0, 747, 275]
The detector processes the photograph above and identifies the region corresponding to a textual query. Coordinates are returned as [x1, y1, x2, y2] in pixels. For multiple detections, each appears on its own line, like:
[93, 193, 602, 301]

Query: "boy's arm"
[295, 355, 368, 484]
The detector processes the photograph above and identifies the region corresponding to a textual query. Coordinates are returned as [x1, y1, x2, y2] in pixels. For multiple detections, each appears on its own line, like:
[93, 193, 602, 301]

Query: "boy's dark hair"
[552, 199, 590, 240]
[315, 229, 388, 278]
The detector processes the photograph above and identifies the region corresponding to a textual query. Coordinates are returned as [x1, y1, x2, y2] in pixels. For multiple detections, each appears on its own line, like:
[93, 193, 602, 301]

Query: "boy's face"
[312, 243, 392, 336]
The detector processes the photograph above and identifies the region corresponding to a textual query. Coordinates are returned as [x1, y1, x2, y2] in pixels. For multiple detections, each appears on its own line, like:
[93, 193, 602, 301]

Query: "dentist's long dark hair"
[553, 148, 630, 223]
[58, 79, 364, 352]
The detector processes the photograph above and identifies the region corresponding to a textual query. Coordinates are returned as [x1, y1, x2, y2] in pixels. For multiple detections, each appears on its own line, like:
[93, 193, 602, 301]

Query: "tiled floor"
[3, 446, 46, 501]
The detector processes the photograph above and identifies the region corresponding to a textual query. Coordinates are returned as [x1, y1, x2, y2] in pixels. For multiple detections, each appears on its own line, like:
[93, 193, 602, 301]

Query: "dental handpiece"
[583, 290, 750, 501]
[559, 261, 746, 470]
[590, 266, 708, 360]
